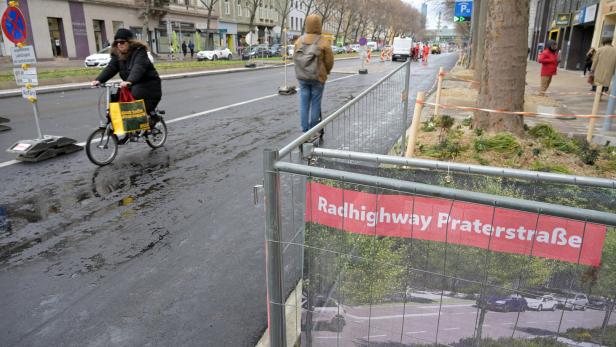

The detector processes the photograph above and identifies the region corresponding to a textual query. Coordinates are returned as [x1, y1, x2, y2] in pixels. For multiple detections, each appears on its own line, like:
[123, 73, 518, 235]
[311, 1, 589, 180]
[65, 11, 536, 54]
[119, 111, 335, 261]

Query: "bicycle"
[85, 83, 168, 166]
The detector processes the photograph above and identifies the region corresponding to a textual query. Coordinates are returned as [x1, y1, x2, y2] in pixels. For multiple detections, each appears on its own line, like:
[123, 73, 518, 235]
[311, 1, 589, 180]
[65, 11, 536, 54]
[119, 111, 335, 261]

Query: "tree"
[300, 0, 315, 34]
[313, 0, 336, 27]
[274, 0, 292, 38]
[473, 0, 529, 135]
[199, 0, 220, 31]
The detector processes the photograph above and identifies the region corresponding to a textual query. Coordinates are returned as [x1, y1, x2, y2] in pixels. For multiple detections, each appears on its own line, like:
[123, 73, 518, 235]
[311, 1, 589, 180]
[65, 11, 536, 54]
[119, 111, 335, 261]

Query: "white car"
[559, 293, 589, 311]
[196, 48, 233, 61]
[84, 46, 154, 68]
[526, 295, 558, 311]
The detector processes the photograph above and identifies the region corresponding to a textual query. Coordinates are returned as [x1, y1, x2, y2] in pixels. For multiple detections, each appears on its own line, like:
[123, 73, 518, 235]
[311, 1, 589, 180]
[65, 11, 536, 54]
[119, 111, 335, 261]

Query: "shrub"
[528, 124, 578, 153]
[530, 161, 573, 174]
[474, 133, 520, 153]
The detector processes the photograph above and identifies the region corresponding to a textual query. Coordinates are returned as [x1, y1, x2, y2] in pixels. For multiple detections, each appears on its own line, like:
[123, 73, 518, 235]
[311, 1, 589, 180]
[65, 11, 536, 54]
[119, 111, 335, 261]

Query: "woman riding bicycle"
[91, 28, 162, 126]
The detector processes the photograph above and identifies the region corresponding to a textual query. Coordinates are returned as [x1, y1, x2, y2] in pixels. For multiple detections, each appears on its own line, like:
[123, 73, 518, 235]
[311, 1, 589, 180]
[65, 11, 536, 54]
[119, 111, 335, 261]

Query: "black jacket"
[96, 42, 162, 101]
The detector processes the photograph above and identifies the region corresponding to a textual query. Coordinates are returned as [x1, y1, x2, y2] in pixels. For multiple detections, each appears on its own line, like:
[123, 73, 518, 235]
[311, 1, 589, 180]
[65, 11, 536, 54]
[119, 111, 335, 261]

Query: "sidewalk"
[526, 61, 616, 145]
[434, 61, 616, 146]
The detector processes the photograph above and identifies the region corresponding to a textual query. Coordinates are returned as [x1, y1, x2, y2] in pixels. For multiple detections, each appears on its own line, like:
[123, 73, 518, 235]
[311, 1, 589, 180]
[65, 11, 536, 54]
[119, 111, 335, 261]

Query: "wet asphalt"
[0, 54, 458, 346]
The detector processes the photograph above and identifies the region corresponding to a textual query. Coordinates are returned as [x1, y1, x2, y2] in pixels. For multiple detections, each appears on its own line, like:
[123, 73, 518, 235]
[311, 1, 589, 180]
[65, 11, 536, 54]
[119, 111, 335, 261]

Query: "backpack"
[294, 36, 322, 81]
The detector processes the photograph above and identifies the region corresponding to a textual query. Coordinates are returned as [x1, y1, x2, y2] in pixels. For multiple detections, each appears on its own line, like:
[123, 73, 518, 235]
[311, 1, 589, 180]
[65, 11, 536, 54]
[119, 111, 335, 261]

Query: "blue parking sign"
[455, 0, 473, 18]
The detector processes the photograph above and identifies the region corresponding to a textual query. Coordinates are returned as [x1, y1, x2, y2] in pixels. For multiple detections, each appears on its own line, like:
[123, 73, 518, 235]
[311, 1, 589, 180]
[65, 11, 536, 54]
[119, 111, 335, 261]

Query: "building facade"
[0, 0, 286, 60]
[530, 0, 599, 70]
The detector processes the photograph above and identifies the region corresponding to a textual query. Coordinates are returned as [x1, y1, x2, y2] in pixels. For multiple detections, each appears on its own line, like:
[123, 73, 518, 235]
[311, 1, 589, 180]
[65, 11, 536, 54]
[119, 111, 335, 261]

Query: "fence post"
[587, 86, 602, 143]
[405, 91, 426, 158]
[434, 67, 445, 118]
[263, 149, 287, 347]
[400, 60, 412, 155]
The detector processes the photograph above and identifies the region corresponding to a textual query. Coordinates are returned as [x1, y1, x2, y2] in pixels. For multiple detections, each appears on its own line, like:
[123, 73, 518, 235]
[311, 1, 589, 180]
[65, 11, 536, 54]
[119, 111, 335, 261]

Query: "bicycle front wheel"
[86, 128, 118, 166]
[146, 119, 168, 149]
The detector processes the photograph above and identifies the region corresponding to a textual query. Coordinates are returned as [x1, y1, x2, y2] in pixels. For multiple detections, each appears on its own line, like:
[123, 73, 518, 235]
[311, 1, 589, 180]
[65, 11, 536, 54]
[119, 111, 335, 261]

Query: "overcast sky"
[403, 0, 453, 30]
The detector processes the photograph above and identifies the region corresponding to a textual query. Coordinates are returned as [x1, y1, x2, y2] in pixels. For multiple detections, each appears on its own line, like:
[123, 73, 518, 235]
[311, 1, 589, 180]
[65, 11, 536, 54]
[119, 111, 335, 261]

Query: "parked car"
[241, 47, 273, 60]
[557, 293, 589, 311]
[525, 295, 558, 311]
[484, 294, 527, 312]
[350, 44, 360, 52]
[196, 47, 233, 61]
[367, 41, 378, 51]
[331, 45, 346, 54]
[269, 43, 282, 56]
[588, 296, 607, 310]
[84, 46, 154, 68]
[302, 295, 346, 332]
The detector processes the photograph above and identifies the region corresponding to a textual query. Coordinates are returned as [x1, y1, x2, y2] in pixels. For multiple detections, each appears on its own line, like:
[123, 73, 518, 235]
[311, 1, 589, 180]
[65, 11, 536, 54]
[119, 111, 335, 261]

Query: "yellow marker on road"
[25, 83, 32, 89]
[21, 63, 30, 70]
[27, 96, 37, 103]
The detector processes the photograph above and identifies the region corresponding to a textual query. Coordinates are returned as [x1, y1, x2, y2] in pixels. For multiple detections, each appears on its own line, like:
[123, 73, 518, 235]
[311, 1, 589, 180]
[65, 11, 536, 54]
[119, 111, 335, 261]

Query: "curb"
[0, 57, 359, 99]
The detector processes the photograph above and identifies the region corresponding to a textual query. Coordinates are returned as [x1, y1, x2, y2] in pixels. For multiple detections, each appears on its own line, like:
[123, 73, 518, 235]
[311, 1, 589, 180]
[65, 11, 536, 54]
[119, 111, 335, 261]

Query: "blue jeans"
[299, 80, 324, 132]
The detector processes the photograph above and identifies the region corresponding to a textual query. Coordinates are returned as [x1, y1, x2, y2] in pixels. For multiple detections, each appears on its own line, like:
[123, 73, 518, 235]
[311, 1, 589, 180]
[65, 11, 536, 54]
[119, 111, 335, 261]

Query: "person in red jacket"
[423, 43, 430, 64]
[538, 40, 559, 96]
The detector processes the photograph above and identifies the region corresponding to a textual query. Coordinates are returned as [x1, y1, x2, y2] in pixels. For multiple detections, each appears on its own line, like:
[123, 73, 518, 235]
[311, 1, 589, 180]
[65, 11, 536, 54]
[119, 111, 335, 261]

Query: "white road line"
[362, 334, 387, 339]
[0, 160, 19, 168]
[406, 331, 427, 335]
[0, 74, 359, 169]
[546, 320, 560, 323]
[501, 322, 514, 325]
[346, 312, 439, 320]
[526, 321, 538, 324]
[441, 327, 460, 331]
[315, 336, 340, 339]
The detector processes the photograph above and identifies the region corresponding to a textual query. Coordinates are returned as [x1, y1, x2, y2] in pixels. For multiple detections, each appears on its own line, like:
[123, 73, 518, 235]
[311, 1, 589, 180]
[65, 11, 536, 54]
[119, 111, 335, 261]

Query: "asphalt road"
[0, 54, 458, 346]
[308, 298, 616, 346]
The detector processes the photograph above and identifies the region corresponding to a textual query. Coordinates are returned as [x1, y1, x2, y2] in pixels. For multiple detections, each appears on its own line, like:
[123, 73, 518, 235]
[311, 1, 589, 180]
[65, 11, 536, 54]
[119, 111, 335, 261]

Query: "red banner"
[306, 182, 606, 266]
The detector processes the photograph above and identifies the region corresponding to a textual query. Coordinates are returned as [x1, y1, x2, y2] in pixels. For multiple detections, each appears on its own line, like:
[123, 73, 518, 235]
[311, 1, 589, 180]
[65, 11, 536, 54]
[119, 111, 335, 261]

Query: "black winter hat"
[114, 28, 134, 42]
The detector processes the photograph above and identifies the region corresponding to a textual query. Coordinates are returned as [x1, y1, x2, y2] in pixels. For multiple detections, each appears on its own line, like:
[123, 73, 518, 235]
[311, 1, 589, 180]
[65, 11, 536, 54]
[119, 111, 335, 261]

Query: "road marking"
[362, 334, 387, 339]
[417, 304, 474, 309]
[547, 320, 560, 323]
[526, 321, 538, 324]
[0, 74, 359, 169]
[406, 331, 427, 335]
[346, 312, 439, 320]
[315, 336, 340, 339]
[0, 159, 19, 168]
[501, 322, 514, 325]
[441, 327, 460, 331]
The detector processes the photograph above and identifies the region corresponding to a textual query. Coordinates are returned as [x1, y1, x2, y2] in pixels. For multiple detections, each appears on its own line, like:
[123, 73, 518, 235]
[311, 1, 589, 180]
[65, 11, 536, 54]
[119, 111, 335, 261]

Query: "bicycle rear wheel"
[86, 128, 118, 166]
[146, 119, 167, 148]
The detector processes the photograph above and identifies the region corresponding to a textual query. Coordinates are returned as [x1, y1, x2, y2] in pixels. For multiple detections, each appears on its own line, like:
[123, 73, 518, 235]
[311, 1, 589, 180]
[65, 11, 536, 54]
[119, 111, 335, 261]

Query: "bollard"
[405, 91, 426, 158]
[434, 67, 445, 118]
[587, 86, 602, 143]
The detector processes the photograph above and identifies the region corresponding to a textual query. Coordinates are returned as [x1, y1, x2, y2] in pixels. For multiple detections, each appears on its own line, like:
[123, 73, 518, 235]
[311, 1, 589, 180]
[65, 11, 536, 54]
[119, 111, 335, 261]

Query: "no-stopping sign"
[1, 6, 28, 44]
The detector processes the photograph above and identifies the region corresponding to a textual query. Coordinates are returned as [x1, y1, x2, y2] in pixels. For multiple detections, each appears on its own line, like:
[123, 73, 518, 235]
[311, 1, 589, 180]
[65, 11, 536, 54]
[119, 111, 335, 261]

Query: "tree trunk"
[469, 0, 481, 69]
[342, 13, 354, 44]
[601, 298, 615, 330]
[334, 10, 345, 43]
[473, 0, 528, 135]
[143, 1, 150, 48]
[473, 0, 488, 83]
[475, 306, 487, 346]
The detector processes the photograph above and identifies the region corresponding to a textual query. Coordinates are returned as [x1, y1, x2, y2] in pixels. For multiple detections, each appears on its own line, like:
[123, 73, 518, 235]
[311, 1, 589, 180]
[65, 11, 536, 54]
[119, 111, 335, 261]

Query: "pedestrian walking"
[293, 14, 334, 134]
[422, 43, 430, 64]
[181, 41, 188, 59]
[584, 48, 596, 76]
[538, 40, 559, 96]
[188, 41, 195, 59]
[589, 38, 616, 93]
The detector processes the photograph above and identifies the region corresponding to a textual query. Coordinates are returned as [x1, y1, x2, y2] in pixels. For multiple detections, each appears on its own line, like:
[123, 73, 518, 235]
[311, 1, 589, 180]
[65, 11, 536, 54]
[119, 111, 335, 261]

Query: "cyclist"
[91, 28, 162, 126]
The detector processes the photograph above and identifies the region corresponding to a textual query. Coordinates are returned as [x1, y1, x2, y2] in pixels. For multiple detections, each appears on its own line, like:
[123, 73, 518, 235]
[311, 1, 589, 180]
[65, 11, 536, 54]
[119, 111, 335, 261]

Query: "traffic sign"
[13, 67, 38, 86]
[359, 37, 367, 46]
[1, 6, 27, 44]
[11, 45, 36, 65]
[454, 0, 473, 18]
[21, 86, 36, 99]
[454, 16, 470, 22]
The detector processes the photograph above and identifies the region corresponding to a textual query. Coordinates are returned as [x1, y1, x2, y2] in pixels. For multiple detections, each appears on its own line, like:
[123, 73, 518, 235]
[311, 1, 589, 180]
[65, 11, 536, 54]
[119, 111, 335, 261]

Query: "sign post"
[278, 27, 296, 95]
[2, 1, 81, 162]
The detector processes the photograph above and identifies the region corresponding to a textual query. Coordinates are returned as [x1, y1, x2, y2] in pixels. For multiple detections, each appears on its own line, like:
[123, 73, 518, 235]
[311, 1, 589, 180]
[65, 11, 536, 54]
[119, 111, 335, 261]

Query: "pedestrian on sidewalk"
[188, 41, 195, 59]
[293, 14, 334, 134]
[538, 40, 559, 96]
[590, 38, 616, 93]
[181, 41, 188, 59]
[584, 48, 596, 76]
